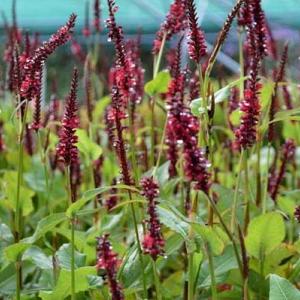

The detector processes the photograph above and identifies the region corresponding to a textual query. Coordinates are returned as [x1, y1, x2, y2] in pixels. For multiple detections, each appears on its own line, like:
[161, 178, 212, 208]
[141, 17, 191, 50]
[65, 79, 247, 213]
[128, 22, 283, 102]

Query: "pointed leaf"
[145, 70, 171, 96]
[22, 213, 67, 244]
[269, 274, 300, 300]
[56, 243, 86, 270]
[245, 212, 285, 258]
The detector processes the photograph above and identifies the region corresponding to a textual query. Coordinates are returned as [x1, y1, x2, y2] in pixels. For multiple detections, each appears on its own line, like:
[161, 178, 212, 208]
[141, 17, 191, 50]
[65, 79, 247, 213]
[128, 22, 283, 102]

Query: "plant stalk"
[243, 150, 250, 234]
[128, 191, 148, 299]
[188, 253, 194, 300]
[66, 166, 76, 300]
[231, 149, 245, 232]
[15, 100, 28, 300]
[206, 243, 218, 300]
[152, 259, 162, 300]
[262, 144, 271, 214]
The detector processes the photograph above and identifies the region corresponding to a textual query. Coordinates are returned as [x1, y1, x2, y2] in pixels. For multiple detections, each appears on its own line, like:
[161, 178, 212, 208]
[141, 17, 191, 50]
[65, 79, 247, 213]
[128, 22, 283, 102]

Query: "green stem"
[262, 144, 271, 214]
[206, 243, 217, 300]
[152, 259, 162, 300]
[188, 253, 194, 300]
[128, 108, 139, 184]
[15, 100, 28, 300]
[198, 64, 210, 149]
[243, 151, 250, 234]
[187, 194, 199, 300]
[231, 150, 244, 232]
[15, 103, 28, 236]
[71, 216, 76, 300]
[66, 166, 76, 300]
[37, 131, 50, 211]
[259, 254, 264, 300]
[153, 33, 167, 78]
[150, 33, 167, 167]
[205, 195, 244, 278]
[255, 140, 262, 208]
[128, 192, 148, 299]
[152, 117, 168, 177]
[150, 96, 156, 168]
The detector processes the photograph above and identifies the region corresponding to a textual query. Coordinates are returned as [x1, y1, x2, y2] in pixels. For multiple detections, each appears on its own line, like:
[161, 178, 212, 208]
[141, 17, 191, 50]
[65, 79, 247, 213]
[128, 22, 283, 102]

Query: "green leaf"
[101, 212, 124, 232]
[2, 171, 34, 216]
[269, 274, 300, 300]
[260, 80, 275, 109]
[82, 184, 139, 204]
[66, 196, 94, 218]
[22, 213, 67, 244]
[190, 77, 247, 117]
[245, 212, 285, 258]
[0, 262, 35, 295]
[162, 271, 184, 298]
[0, 223, 14, 246]
[87, 275, 104, 289]
[0, 223, 14, 264]
[144, 70, 171, 96]
[154, 161, 171, 186]
[277, 196, 296, 218]
[93, 96, 111, 120]
[56, 243, 86, 270]
[39, 267, 96, 299]
[4, 242, 31, 262]
[76, 129, 102, 161]
[67, 185, 132, 217]
[272, 107, 300, 123]
[23, 246, 53, 269]
[120, 245, 151, 289]
[283, 121, 299, 141]
[193, 224, 225, 255]
[157, 206, 189, 238]
[165, 233, 184, 256]
[198, 246, 237, 288]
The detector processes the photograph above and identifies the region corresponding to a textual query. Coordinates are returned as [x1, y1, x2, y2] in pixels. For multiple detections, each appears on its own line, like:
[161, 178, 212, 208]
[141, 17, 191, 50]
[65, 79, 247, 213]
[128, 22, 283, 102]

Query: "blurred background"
[0, 0, 300, 96]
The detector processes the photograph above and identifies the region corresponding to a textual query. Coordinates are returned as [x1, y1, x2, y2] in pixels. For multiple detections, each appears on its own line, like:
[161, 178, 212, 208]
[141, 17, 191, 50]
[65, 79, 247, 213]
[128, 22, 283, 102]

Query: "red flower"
[19, 32, 31, 67]
[20, 14, 76, 101]
[238, 1, 251, 27]
[31, 63, 44, 132]
[125, 39, 144, 106]
[251, 0, 268, 59]
[110, 86, 132, 186]
[141, 177, 164, 260]
[56, 68, 79, 166]
[106, 0, 131, 104]
[152, 0, 188, 54]
[183, 147, 210, 193]
[93, 0, 101, 32]
[235, 19, 262, 150]
[96, 234, 124, 300]
[186, 0, 207, 62]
